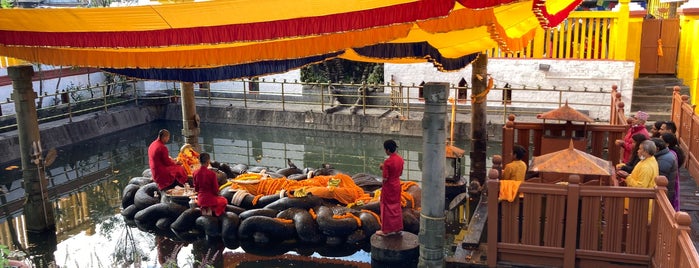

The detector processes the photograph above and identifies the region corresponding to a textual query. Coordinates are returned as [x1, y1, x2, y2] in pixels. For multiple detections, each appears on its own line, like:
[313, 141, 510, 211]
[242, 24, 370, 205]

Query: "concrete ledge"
[0, 105, 165, 164]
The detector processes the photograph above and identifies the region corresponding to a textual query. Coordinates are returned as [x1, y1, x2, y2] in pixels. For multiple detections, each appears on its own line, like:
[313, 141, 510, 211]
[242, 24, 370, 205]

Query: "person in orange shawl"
[148, 129, 188, 191]
[193, 153, 228, 216]
[376, 139, 404, 236]
[177, 143, 200, 176]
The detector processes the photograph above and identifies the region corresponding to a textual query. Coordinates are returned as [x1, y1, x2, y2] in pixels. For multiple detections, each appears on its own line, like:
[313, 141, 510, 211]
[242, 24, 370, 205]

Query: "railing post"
[361, 82, 366, 115]
[502, 115, 516, 164]
[243, 79, 248, 108]
[133, 81, 138, 106]
[102, 83, 107, 112]
[487, 175, 500, 267]
[281, 79, 286, 112]
[615, 0, 631, 60]
[563, 175, 581, 267]
[674, 212, 693, 267]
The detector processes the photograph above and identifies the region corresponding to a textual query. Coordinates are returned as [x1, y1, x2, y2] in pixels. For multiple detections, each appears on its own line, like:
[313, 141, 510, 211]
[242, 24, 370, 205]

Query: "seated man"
[503, 144, 527, 181]
[193, 153, 227, 216]
[149, 129, 188, 191]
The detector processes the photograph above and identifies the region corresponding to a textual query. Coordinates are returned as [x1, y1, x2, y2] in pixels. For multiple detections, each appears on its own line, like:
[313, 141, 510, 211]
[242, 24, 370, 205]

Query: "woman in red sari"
[193, 153, 227, 216]
[376, 139, 404, 236]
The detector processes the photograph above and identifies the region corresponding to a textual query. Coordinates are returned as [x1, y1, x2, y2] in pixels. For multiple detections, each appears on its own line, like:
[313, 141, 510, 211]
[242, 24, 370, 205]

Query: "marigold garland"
[361, 209, 381, 225]
[251, 194, 263, 206]
[275, 218, 293, 224]
[309, 208, 317, 220]
[332, 212, 362, 227]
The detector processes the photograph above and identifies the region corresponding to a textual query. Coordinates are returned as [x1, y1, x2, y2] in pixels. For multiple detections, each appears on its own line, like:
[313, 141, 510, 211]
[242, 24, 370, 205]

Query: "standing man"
[149, 129, 188, 191]
[193, 153, 228, 216]
[376, 139, 404, 236]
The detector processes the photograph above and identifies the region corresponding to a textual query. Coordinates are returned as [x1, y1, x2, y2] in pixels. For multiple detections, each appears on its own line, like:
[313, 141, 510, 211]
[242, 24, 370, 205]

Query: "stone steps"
[631, 75, 690, 122]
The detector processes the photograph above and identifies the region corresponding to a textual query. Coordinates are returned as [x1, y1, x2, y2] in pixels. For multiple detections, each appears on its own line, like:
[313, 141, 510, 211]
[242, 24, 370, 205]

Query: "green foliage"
[0, 244, 10, 267]
[0, 0, 12, 8]
[301, 59, 383, 84]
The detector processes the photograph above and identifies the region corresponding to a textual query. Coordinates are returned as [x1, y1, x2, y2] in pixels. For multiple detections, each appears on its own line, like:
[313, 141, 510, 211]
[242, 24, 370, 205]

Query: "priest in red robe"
[148, 129, 187, 190]
[193, 153, 228, 216]
[377, 139, 404, 236]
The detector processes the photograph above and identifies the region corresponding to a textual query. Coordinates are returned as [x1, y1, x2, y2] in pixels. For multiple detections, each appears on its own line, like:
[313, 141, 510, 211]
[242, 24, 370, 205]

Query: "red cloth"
[148, 139, 187, 190]
[621, 125, 650, 163]
[193, 166, 227, 217]
[380, 152, 404, 233]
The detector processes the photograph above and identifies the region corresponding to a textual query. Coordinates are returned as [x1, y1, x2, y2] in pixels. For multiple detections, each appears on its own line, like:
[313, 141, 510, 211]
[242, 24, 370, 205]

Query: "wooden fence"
[671, 88, 699, 178]
[487, 174, 699, 267]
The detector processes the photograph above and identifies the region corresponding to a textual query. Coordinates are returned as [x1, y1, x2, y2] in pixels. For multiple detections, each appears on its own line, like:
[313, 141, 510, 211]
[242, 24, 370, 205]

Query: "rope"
[470, 76, 493, 104]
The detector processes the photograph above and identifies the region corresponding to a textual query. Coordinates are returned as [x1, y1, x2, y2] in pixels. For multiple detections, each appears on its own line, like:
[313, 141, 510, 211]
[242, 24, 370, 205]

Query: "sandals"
[375, 230, 402, 237]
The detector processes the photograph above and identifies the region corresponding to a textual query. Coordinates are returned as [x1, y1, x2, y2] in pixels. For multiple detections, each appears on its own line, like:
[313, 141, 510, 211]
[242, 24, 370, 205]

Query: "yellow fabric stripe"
[0, 24, 412, 68]
[0, 0, 420, 32]
[545, 0, 574, 16]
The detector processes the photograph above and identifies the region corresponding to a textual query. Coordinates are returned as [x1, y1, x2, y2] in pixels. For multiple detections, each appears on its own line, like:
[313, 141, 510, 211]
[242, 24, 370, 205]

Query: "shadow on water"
[0, 121, 501, 267]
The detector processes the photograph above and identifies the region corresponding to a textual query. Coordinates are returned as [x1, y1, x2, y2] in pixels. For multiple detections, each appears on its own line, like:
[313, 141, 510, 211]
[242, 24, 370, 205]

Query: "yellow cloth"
[499, 180, 522, 202]
[625, 157, 659, 189]
[502, 160, 527, 182]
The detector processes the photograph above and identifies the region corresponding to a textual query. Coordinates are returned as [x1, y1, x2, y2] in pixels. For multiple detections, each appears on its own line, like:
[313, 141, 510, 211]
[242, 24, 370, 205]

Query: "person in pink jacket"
[615, 111, 650, 163]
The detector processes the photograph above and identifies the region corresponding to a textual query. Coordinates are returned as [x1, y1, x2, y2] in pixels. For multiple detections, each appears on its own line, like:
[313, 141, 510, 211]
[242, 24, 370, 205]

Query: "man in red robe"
[193, 153, 227, 216]
[376, 139, 404, 236]
[148, 129, 188, 190]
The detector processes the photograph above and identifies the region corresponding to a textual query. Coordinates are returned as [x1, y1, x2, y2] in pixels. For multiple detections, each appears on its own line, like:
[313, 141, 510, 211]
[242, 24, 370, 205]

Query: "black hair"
[383, 140, 398, 153]
[199, 152, 210, 164]
[513, 144, 527, 160]
[158, 129, 169, 139]
[662, 133, 685, 166]
[651, 137, 666, 151]
[664, 121, 677, 134]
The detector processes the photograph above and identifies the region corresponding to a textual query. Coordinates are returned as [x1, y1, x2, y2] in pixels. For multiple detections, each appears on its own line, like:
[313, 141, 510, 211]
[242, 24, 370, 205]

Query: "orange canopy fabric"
[0, 0, 583, 80]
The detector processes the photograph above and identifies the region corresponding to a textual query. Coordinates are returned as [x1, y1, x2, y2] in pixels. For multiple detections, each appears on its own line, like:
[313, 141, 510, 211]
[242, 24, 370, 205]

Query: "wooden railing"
[500, 114, 627, 167]
[485, 8, 630, 61]
[487, 174, 699, 267]
[671, 88, 697, 174]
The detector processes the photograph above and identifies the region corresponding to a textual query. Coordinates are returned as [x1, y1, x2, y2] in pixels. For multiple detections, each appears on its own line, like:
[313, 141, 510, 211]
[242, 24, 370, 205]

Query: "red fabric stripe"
[533, 0, 583, 29]
[0, 0, 454, 48]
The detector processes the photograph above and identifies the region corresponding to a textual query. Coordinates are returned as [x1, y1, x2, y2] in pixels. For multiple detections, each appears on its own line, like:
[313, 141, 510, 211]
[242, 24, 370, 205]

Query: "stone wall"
[0, 106, 164, 164]
[385, 59, 635, 121]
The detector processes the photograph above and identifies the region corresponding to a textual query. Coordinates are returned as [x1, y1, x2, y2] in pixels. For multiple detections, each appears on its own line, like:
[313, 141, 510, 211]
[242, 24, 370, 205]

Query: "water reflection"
[0, 121, 501, 267]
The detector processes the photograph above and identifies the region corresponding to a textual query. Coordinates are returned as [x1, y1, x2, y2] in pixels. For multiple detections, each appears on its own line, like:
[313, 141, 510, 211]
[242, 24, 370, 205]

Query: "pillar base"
[371, 231, 418, 267]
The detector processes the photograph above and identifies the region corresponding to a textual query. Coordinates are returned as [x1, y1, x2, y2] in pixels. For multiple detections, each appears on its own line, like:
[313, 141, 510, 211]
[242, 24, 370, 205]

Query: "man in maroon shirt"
[376, 139, 404, 236]
[193, 153, 227, 216]
[148, 129, 187, 190]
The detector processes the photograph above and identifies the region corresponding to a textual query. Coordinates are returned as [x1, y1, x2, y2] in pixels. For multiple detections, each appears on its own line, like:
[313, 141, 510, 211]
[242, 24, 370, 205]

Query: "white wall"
[385, 59, 635, 121]
[0, 70, 106, 116]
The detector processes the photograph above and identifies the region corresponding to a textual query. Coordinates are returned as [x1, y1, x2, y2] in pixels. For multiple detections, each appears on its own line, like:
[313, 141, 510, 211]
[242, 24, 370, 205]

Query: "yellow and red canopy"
[0, 0, 581, 81]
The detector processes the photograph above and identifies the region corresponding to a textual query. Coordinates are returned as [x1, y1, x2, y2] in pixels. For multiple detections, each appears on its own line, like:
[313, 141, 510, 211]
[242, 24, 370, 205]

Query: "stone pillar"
[9, 65, 55, 232]
[418, 82, 447, 267]
[180, 82, 200, 150]
[470, 54, 488, 186]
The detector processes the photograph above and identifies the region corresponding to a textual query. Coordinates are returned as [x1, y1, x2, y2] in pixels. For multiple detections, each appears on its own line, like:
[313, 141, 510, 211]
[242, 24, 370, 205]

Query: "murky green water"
[0, 121, 501, 267]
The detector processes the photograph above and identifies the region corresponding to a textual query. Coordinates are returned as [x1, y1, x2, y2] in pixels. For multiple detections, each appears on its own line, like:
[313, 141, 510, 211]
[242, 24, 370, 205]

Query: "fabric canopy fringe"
[102, 52, 342, 82]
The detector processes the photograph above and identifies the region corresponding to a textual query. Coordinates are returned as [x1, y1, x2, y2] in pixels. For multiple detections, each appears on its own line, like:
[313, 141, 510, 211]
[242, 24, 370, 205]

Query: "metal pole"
[418, 82, 447, 268]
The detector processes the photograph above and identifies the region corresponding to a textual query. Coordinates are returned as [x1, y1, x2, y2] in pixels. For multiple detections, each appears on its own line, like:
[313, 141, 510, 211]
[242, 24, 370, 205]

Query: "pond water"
[0, 121, 501, 267]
